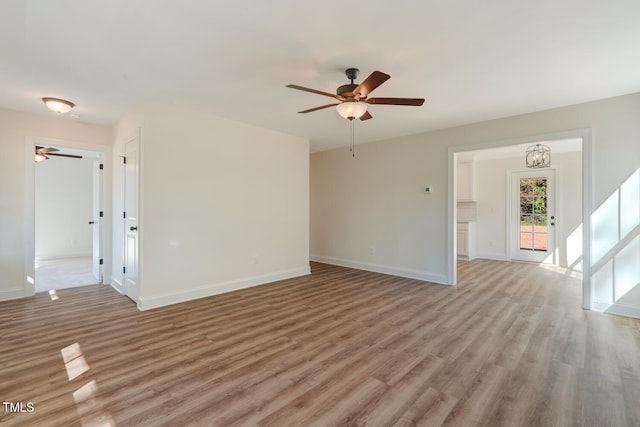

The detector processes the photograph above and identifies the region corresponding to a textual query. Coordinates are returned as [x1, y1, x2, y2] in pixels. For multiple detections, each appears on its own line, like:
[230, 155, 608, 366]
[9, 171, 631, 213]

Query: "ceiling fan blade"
[286, 84, 344, 101]
[298, 103, 340, 114]
[359, 111, 373, 121]
[366, 97, 425, 106]
[47, 153, 83, 159]
[353, 71, 390, 98]
[35, 146, 60, 154]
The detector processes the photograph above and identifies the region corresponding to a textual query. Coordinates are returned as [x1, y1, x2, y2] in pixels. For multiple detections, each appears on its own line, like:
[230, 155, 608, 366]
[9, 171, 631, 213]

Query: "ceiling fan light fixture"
[34, 154, 47, 163]
[336, 101, 368, 120]
[42, 97, 75, 114]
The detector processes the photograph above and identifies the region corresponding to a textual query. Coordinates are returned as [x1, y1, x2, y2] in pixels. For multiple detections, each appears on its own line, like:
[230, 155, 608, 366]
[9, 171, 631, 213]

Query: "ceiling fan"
[35, 146, 83, 163]
[286, 68, 425, 121]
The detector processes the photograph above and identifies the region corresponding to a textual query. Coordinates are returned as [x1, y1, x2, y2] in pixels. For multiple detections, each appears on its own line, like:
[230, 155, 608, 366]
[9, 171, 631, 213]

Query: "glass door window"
[519, 177, 548, 251]
[510, 170, 555, 264]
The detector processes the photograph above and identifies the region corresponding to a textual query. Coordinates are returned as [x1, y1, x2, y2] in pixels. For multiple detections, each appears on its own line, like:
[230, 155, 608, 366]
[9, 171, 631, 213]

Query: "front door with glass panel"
[510, 170, 556, 263]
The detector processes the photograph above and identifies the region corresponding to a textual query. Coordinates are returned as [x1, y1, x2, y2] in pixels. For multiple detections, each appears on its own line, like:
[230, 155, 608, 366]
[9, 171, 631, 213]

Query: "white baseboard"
[137, 265, 311, 311]
[0, 287, 26, 301]
[36, 252, 93, 261]
[592, 299, 640, 319]
[110, 278, 124, 294]
[310, 255, 448, 285]
[475, 252, 509, 261]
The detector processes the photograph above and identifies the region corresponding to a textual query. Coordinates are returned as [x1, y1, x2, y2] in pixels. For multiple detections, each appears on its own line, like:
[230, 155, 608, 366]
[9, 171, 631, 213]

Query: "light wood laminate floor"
[1, 260, 639, 426]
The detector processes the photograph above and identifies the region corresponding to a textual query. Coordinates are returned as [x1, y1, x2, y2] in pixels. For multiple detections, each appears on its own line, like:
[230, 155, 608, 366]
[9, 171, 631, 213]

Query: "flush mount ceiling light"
[526, 143, 551, 168]
[42, 97, 75, 114]
[335, 101, 368, 120]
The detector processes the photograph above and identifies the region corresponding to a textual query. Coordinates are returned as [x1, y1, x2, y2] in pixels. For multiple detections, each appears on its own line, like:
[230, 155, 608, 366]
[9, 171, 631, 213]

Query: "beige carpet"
[35, 257, 100, 293]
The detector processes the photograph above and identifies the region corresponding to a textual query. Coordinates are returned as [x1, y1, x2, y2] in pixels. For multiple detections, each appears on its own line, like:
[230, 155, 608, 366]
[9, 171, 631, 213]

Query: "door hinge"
[123, 211, 126, 219]
[123, 156, 127, 164]
[99, 258, 104, 265]
[99, 211, 104, 218]
[123, 266, 126, 274]
[99, 163, 104, 170]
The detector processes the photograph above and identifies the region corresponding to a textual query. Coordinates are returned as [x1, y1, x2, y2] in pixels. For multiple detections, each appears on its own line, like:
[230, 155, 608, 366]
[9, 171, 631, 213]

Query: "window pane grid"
[519, 177, 548, 251]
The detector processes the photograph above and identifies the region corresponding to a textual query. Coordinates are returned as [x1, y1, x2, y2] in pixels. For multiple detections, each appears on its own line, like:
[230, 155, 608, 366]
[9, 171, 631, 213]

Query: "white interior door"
[91, 159, 103, 283]
[124, 134, 140, 301]
[510, 169, 556, 263]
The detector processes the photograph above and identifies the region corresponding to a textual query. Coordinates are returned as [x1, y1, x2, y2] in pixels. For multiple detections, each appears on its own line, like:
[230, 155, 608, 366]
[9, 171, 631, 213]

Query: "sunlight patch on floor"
[61, 343, 90, 381]
[540, 263, 583, 280]
[61, 343, 115, 426]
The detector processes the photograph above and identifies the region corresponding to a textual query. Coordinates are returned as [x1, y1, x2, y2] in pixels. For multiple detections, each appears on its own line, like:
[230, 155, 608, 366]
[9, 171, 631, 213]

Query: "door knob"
[88, 221, 95, 225]
[130, 226, 138, 231]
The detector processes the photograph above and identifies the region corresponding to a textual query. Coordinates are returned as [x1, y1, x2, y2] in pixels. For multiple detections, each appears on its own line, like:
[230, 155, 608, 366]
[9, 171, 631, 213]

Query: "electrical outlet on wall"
[369, 246, 376, 255]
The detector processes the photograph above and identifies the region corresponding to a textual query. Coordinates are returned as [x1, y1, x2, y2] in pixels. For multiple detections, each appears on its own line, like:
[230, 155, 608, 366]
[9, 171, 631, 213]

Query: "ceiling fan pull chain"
[350, 119, 355, 158]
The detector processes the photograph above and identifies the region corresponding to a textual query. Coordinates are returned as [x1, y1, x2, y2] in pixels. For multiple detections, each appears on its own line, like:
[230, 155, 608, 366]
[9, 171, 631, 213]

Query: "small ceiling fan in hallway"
[35, 146, 83, 163]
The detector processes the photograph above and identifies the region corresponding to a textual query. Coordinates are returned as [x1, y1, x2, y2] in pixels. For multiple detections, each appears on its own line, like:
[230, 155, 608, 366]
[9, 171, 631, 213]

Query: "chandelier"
[526, 143, 550, 168]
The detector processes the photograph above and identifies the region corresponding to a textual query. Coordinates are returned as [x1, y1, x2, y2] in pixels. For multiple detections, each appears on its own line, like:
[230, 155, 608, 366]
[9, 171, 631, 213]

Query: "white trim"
[504, 168, 510, 264]
[555, 167, 565, 267]
[448, 150, 457, 285]
[592, 300, 640, 319]
[475, 252, 509, 261]
[36, 252, 93, 261]
[448, 128, 592, 309]
[311, 255, 449, 285]
[110, 278, 124, 294]
[24, 136, 113, 299]
[137, 266, 311, 311]
[24, 140, 36, 296]
[582, 129, 593, 310]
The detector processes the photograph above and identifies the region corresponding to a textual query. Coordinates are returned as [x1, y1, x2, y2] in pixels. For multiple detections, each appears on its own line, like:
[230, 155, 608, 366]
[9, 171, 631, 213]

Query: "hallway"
[35, 257, 99, 293]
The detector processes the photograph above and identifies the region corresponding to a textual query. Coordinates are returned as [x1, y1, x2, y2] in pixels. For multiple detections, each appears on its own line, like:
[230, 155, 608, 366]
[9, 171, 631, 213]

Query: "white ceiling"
[2, 1, 639, 152]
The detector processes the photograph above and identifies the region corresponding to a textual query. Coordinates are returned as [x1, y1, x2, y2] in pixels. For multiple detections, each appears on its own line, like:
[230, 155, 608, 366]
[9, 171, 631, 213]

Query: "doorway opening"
[32, 143, 105, 293]
[450, 132, 590, 309]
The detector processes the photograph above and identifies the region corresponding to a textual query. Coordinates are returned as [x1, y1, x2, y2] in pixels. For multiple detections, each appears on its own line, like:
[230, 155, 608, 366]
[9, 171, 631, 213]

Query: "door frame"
[24, 136, 112, 296]
[123, 131, 140, 302]
[508, 168, 558, 264]
[92, 158, 104, 283]
[447, 129, 592, 310]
